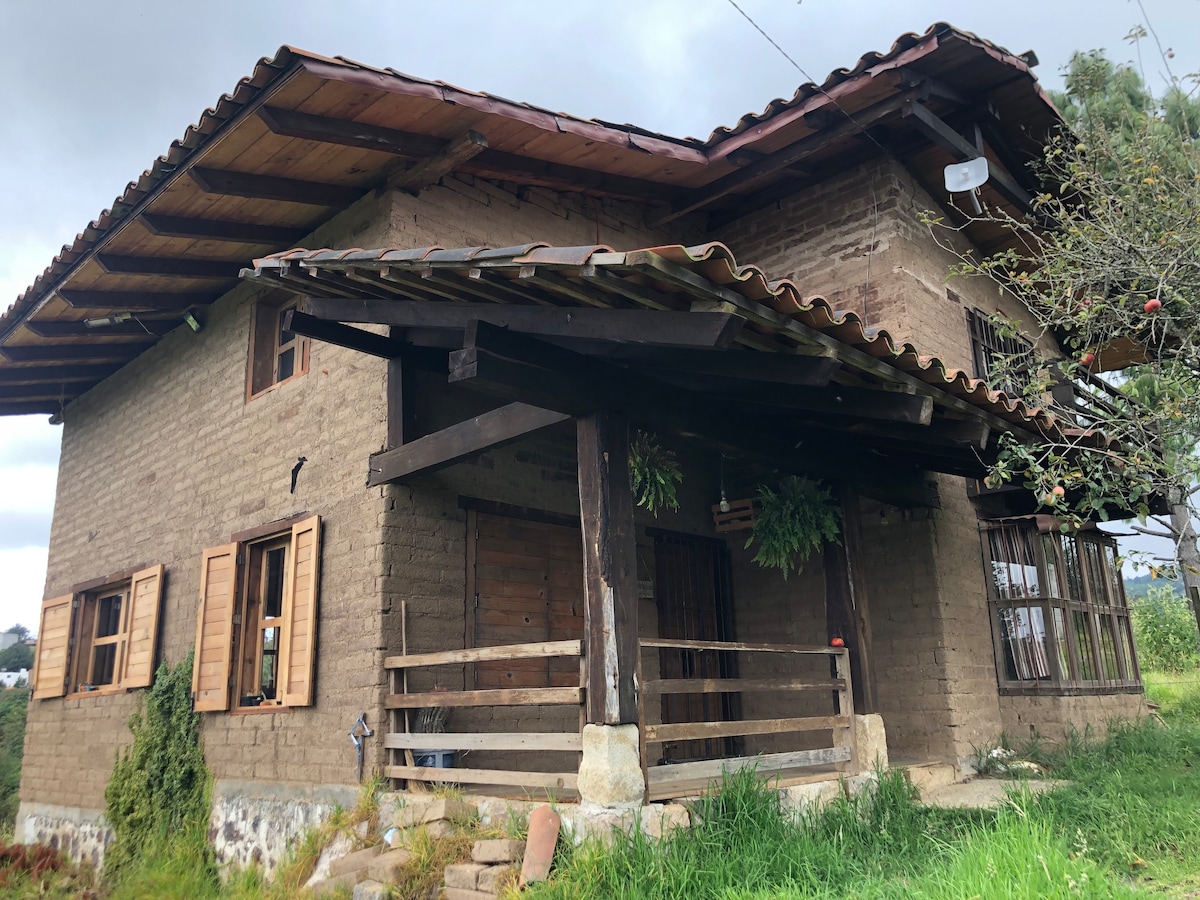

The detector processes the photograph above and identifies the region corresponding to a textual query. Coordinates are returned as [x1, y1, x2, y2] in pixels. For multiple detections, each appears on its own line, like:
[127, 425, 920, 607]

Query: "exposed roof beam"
[190, 167, 365, 207]
[0, 364, 122, 384]
[713, 383, 934, 425]
[388, 130, 489, 195]
[24, 320, 179, 339]
[140, 214, 308, 244]
[0, 384, 84, 401]
[58, 290, 219, 310]
[0, 400, 61, 416]
[656, 87, 924, 225]
[0, 342, 152, 363]
[257, 106, 447, 158]
[281, 310, 404, 359]
[367, 402, 570, 486]
[902, 100, 1036, 212]
[299, 297, 743, 349]
[95, 254, 243, 279]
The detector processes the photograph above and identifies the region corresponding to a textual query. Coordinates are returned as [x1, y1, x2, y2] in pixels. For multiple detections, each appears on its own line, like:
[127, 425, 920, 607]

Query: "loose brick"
[444, 862, 490, 890]
[352, 881, 390, 900]
[329, 844, 382, 877]
[392, 798, 476, 828]
[477, 864, 519, 894]
[472, 839, 526, 864]
[310, 871, 363, 896]
[367, 848, 414, 882]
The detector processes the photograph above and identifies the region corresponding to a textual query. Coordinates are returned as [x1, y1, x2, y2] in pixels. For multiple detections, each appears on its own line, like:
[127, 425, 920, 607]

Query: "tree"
[4, 625, 30, 642]
[0, 642, 33, 673]
[933, 41, 1200, 627]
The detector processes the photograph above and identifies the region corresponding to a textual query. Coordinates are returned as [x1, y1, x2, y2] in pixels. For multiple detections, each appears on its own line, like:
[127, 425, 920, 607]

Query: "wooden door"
[654, 534, 739, 762]
[469, 511, 584, 689]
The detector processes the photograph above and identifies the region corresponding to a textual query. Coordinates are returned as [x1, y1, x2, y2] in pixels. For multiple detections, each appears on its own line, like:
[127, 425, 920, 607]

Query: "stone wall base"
[16, 802, 111, 869]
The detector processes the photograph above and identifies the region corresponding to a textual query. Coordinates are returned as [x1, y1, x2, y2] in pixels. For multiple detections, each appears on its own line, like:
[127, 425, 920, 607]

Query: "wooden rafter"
[24, 320, 179, 339]
[190, 167, 365, 207]
[0, 342, 152, 363]
[0, 364, 122, 384]
[58, 290, 220, 310]
[95, 255, 242, 279]
[140, 214, 308, 245]
[257, 106, 446, 158]
[388, 130, 490, 195]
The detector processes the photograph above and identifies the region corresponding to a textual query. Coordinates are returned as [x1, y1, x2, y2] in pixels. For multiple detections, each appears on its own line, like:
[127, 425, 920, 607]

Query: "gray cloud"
[0, 511, 52, 550]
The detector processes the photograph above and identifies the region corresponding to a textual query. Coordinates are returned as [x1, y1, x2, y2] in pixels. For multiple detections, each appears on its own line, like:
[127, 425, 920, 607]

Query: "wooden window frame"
[31, 564, 165, 700]
[246, 293, 310, 401]
[192, 516, 321, 713]
[982, 521, 1141, 696]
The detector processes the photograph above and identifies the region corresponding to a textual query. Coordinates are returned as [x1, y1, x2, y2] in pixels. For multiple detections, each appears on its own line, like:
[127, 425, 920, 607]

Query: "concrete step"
[898, 761, 960, 800]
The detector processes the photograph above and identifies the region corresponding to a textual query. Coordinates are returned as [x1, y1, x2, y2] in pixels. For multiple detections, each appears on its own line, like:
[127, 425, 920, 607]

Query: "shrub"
[1131, 585, 1200, 673]
[0, 686, 29, 827]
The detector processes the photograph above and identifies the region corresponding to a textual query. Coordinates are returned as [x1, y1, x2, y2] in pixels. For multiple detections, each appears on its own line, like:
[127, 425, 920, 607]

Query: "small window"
[192, 516, 321, 712]
[982, 521, 1139, 693]
[31, 565, 165, 700]
[247, 293, 309, 399]
[967, 308, 1033, 396]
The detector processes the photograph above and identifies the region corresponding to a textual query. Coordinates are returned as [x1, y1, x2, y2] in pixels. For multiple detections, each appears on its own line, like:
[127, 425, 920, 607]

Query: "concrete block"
[310, 870, 362, 896]
[353, 881, 390, 900]
[329, 843, 383, 877]
[445, 861, 490, 889]
[367, 848, 414, 882]
[478, 864, 519, 894]
[471, 838, 526, 864]
[854, 714, 889, 771]
[642, 804, 690, 839]
[392, 797, 476, 828]
[577, 723, 644, 809]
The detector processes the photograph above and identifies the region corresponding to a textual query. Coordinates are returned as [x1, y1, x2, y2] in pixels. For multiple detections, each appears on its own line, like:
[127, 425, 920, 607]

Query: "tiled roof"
[249, 240, 1059, 436]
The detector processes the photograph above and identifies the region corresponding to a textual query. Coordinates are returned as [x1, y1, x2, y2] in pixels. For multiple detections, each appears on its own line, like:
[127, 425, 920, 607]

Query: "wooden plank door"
[654, 534, 739, 762]
[470, 511, 584, 689]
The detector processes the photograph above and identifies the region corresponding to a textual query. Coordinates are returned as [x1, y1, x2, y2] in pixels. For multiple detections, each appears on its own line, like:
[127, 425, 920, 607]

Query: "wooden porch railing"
[638, 639, 857, 802]
[383, 639, 584, 795]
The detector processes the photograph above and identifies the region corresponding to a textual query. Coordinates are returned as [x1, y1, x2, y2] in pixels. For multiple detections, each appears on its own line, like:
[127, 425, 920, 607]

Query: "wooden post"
[834, 649, 858, 774]
[823, 486, 878, 715]
[576, 413, 639, 725]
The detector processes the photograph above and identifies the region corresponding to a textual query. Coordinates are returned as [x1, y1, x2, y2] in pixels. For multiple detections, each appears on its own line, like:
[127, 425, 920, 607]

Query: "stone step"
[899, 762, 960, 800]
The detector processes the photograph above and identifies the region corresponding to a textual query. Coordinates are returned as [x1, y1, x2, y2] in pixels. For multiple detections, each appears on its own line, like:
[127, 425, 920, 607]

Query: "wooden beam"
[0, 384, 84, 401]
[644, 715, 845, 744]
[190, 167, 365, 207]
[300, 297, 744, 349]
[0, 342, 152, 363]
[140, 214, 308, 244]
[367, 401, 570, 486]
[384, 639, 581, 670]
[902, 100, 1036, 211]
[57, 290, 219, 310]
[720, 383, 932, 424]
[282, 309, 406, 359]
[389, 130, 489, 194]
[642, 677, 845, 695]
[656, 88, 922, 224]
[823, 487, 877, 715]
[24, 320, 178, 339]
[385, 687, 582, 708]
[577, 412, 639, 725]
[383, 731, 582, 752]
[0, 364, 121, 384]
[646, 747, 851, 785]
[383, 765, 578, 791]
[94, 255, 242, 279]
[257, 106, 447, 158]
[0, 400, 61, 416]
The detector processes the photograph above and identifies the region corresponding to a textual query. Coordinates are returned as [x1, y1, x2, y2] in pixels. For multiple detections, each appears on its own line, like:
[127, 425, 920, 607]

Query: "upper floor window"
[247, 293, 309, 399]
[967, 307, 1033, 397]
[982, 521, 1139, 693]
[31, 565, 165, 699]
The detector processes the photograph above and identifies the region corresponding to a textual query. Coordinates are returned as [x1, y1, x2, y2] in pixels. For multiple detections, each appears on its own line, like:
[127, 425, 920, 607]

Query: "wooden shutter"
[281, 516, 321, 707]
[121, 564, 165, 689]
[192, 544, 238, 712]
[31, 594, 74, 699]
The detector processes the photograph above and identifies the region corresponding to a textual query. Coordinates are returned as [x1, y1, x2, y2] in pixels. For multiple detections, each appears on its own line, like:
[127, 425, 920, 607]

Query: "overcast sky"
[1, 0, 1197, 633]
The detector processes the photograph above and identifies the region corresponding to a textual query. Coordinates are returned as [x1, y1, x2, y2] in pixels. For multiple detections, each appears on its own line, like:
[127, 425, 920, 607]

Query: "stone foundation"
[16, 802, 110, 870]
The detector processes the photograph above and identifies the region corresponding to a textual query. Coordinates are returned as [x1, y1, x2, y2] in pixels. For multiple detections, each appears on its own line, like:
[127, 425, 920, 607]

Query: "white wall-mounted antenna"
[944, 157, 990, 215]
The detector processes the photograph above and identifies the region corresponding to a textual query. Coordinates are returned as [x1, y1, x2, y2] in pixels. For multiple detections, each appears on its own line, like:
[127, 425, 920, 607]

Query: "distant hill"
[1125, 571, 1185, 602]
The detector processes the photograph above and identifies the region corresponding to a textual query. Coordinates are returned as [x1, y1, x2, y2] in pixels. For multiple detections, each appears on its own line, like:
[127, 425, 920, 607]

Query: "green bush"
[1131, 585, 1200, 672]
[0, 685, 29, 826]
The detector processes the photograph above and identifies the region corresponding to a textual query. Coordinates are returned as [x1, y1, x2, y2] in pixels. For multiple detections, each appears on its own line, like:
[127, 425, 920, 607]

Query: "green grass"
[525, 712, 1200, 899]
[1143, 667, 1200, 722]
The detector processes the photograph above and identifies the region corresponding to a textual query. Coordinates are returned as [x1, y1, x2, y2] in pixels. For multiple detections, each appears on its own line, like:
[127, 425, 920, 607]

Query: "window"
[192, 515, 321, 712]
[982, 521, 1139, 692]
[247, 293, 309, 399]
[967, 307, 1033, 397]
[31, 565, 165, 700]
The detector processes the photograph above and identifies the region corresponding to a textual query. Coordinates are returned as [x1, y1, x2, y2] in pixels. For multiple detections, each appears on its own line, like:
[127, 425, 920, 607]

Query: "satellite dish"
[944, 157, 990, 193]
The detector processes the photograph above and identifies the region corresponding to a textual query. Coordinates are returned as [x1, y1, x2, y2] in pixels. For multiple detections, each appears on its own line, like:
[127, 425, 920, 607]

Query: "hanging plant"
[745, 476, 842, 578]
[628, 429, 682, 516]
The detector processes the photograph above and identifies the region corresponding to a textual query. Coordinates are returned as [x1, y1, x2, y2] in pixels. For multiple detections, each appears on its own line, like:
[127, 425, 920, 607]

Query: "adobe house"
[6, 24, 1145, 867]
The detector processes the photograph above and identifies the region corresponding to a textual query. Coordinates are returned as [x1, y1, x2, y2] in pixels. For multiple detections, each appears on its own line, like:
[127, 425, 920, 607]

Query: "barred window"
[967, 308, 1033, 396]
[983, 521, 1139, 693]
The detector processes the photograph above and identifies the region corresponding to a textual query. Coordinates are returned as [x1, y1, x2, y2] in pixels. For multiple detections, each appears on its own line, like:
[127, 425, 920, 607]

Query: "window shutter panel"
[281, 515, 321, 707]
[32, 594, 74, 699]
[121, 564, 165, 689]
[192, 544, 238, 712]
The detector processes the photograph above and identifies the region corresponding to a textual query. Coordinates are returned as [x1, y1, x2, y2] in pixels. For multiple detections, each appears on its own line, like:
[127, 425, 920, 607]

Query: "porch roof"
[248, 240, 1057, 437]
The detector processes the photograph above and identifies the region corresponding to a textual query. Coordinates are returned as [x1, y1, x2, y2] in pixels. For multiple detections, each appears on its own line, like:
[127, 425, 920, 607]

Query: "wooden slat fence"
[638, 639, 857, 802]
[384, 639, 583, 794]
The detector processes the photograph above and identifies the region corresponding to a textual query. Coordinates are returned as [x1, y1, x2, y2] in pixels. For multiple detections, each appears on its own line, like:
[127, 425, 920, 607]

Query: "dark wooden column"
[386, 327, 415, 449]
[823, 485, 878, 714]
[576, 413, 639, 725]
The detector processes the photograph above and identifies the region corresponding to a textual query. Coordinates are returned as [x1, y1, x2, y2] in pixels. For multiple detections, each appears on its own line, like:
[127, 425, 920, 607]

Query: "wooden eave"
[0, 25, 1061, 415]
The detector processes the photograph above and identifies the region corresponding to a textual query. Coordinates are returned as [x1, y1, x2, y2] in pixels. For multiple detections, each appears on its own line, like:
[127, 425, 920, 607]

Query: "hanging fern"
[745, 476, 842, 578]
[628, 429, 682, 516]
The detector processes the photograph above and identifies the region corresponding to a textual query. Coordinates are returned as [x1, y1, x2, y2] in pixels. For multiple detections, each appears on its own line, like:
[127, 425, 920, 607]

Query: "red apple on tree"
[1052, 485, 1066, 497]
[1080, 352, 1095, 366]
[1144, 298, 1162, 313]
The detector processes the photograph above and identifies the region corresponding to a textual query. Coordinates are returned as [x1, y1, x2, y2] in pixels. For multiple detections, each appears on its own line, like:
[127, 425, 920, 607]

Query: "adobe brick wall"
[18, 174, 701, 844]
[998, 692, 1147, 746]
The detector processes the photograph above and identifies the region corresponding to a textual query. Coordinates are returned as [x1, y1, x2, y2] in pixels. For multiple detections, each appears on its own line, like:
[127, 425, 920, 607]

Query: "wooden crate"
[712, 498, 756, 532]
